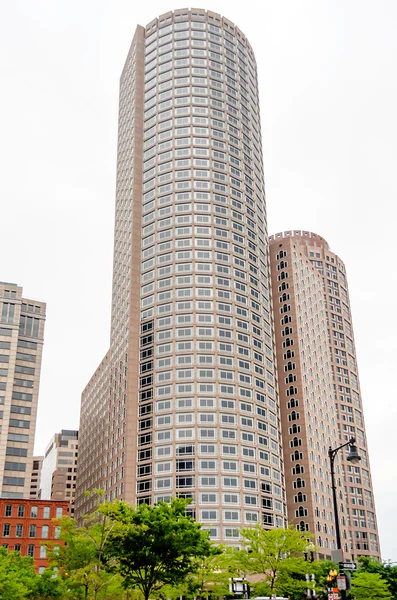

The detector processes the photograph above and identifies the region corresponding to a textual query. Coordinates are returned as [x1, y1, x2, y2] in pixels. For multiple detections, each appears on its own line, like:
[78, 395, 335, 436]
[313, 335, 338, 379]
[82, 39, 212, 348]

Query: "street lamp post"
[328, 436, 361, 599]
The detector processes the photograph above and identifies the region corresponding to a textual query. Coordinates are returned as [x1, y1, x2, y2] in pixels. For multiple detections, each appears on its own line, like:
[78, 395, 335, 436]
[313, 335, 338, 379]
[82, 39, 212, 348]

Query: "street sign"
[339, 561, 357, 570]
[337, 575, 347, 590]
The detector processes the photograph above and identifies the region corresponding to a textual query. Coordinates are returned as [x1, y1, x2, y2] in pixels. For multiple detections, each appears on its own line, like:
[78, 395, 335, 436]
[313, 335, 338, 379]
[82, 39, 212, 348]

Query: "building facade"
[0, 282, 46, 499]
[76, 9, 287, 542]
[269, 231, 380, 559]
[29, 456, 43, 500]
[40, 430, 78, 515]
[0, 498, 68, 572]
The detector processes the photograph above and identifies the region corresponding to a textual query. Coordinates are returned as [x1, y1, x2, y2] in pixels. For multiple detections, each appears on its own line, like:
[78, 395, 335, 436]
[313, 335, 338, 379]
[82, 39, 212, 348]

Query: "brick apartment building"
[0, 498, 68, 572]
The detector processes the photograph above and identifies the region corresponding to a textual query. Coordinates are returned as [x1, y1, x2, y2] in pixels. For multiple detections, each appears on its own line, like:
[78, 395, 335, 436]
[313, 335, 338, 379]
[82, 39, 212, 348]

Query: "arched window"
[293, 464, 304, 475]
[291, 450, 302, 461]
[294, 478, 305, 489]
[289, 424, 300, 435]
[286, 386, 295, 396]
[291, 437, 301, 448]
[299, 521, 309, 532]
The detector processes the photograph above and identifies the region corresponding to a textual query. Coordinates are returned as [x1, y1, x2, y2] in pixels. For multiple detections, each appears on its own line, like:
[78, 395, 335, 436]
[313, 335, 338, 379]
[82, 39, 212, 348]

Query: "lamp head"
[329, 569, 338, 578]
[347, 440, 361, 465]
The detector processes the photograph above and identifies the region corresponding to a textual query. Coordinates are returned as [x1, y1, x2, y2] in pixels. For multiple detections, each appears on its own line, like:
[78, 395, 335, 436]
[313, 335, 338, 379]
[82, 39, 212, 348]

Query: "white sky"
[1, 0, 396, 561]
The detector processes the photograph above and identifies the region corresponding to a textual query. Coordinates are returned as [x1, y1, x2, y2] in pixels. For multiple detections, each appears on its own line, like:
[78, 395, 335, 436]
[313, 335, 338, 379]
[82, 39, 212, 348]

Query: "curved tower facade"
[269, 231, 380, 559]
[76, 9, 287, 543]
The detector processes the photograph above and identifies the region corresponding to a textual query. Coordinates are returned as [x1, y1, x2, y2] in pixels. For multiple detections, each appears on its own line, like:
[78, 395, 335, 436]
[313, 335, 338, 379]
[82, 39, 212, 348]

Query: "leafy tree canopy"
[357, 557, 397, 598]
[351, 571, 393, 600]
[0, 547, 65, 600]
[238, 524, 312, 593]
[102, 498, 214, 600]
[51, 503, 122, 600]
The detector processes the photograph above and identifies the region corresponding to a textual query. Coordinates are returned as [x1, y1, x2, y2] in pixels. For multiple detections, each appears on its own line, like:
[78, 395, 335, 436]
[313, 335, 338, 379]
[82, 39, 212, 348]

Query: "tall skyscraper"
[269, 231, 380, 559]
[76, 9, 288, 542]
[0, 282, 46, 499]
[40, 429, 78, 515]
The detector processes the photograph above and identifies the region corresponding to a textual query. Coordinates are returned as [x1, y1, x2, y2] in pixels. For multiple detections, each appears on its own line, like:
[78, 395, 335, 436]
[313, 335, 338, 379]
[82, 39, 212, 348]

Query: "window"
[18, 505, 25, 518]
[2, 524, 10, 537]
[16, 524, 23, 537]
[223, 510, 240, 521]
[27, 544, 35, 557]
[30, 506, 38, 518]
[40, 545, 47, 558]
[199, 476, 217, 487]
[42, 525, 49, 539]
[29, 524, 36, 538]
[200, 510, 218, 521]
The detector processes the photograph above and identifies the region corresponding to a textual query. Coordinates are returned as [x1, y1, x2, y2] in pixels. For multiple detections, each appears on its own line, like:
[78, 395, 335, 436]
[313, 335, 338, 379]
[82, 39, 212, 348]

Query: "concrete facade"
[0, 282, 46, 499]
[40, 430, 78, 516]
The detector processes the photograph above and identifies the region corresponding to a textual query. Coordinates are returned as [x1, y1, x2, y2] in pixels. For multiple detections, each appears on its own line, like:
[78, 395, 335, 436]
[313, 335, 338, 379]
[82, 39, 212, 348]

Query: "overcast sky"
[1, 0, 396, 561]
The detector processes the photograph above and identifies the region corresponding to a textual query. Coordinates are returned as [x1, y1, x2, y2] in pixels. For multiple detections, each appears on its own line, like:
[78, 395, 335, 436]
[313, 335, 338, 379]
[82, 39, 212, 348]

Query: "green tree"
[51, 497, 122, 600]
[350, 571, 393, 600]
[31, 567, 66, 599]
[188, 546, 231, 599]
[357, 557, 397, 598]
[0, 548, 66, 600]
[238, 524, 312, 594]
[0, 547, 34, 599]
[103, 498, 214, 600]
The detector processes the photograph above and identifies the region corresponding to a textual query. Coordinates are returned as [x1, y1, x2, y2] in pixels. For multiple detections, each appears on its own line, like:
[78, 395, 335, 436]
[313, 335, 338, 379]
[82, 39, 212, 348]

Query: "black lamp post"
[328, 437, 361, 599]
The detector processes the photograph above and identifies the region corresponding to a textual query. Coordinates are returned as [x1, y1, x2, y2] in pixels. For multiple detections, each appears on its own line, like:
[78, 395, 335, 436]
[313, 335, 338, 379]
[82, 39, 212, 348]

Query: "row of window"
[140, 414, 274, 432]
[139, 459, 272, 474]
[1, 542, 49, 562]
[2, 505, 64, 518]
[138, 428, 277, 445]
[2, 523, 60, 539]
[137, 476, 282, 493]
[137, 443, 279, 463]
